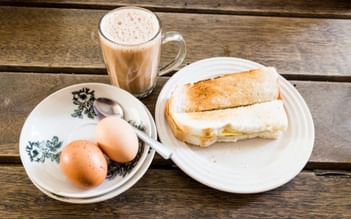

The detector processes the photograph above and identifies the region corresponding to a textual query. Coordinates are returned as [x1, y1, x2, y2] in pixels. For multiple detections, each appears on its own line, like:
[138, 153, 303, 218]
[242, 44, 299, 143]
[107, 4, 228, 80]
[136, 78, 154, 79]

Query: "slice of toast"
[169, 67, 280, 113]
[166, 99, 288, 147]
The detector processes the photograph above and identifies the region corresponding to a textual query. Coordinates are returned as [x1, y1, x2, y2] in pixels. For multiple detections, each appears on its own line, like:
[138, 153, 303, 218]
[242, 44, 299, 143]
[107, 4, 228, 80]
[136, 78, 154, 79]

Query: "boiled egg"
[60, 140, 107, 189]
[96, 116, 138, 163]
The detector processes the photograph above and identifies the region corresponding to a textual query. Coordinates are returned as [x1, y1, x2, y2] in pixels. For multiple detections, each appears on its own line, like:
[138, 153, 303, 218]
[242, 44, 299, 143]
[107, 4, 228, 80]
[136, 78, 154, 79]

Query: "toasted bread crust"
[166, 99, 214, 146]
[165, 99, 188, 142]
[178, 67, 279, 112]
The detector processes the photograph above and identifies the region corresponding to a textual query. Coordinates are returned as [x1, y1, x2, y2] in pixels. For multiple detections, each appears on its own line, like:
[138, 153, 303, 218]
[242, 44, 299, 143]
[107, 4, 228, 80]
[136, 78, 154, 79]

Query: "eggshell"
[60, 140, 107, 189]
[96, 116, 139, 163]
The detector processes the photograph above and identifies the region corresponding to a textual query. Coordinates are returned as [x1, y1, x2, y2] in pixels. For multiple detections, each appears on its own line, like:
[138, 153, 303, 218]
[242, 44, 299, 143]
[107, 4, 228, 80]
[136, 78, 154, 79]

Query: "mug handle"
[159, 31, 186, 76]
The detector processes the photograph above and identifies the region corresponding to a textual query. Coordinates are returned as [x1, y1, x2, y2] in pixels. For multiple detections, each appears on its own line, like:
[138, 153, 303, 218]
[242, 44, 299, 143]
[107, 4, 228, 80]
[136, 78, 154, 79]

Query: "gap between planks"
[1, 162, 351, 177]
[3, 152, 351, 171]
[1, 67, 351, 83]
[0, 1, 351, 19]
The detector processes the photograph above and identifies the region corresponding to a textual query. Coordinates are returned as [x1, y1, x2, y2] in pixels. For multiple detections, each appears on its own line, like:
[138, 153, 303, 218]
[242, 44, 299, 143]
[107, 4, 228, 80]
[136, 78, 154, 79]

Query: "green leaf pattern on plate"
[71, 87, 96, 119]
[26, 136, 62, 163]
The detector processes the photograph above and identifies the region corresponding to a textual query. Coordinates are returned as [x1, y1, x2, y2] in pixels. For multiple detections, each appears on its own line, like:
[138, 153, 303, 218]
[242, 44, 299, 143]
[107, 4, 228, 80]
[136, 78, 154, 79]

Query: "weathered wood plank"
[0, 72, 350, 168]
[1, 6, 351, 77]
[0, 165, 350, 218]
[1, 0, 351, 18]
[294, 80, 351, 169]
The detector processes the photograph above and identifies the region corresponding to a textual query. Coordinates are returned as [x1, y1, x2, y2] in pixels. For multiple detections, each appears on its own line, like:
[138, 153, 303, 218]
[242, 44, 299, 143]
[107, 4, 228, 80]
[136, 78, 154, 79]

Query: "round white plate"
[155, 57, 314, 193]
[20, 83, 151, 198]
[31, 105, 156, 204]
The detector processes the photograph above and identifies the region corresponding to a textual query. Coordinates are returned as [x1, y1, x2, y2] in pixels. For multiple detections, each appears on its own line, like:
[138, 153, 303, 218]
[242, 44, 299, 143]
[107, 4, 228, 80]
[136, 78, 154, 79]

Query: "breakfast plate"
[155, 57, 314, 193]
[20, 83, 151, 198]
[31, 105, 156, 204]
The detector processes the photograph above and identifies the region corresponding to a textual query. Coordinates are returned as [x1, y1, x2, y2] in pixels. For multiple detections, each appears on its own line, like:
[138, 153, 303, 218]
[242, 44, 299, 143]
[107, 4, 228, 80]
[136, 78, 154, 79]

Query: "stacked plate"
[19, 83, 156, 204]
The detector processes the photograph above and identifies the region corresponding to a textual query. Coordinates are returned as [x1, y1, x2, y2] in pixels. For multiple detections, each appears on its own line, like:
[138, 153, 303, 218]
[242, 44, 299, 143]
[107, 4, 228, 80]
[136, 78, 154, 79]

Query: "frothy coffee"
[100, 8, 159, 45]
[99, 7, 161, 96]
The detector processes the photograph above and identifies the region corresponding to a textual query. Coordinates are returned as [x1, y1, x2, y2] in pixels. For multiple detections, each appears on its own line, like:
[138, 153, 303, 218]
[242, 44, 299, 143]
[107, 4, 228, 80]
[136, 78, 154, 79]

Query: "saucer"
[20, 83, 151, 198]
[31, 104, 156, 204]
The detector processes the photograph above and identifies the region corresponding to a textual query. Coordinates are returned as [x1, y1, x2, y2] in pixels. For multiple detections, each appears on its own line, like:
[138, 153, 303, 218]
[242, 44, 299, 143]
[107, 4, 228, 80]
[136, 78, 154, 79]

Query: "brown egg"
[60, 140, 107, 189]
[96, 116, 139, 163]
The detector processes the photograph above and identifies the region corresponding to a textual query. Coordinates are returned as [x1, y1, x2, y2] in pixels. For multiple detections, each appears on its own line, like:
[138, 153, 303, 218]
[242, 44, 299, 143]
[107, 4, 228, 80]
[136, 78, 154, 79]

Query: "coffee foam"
[100, 8, 159, 45]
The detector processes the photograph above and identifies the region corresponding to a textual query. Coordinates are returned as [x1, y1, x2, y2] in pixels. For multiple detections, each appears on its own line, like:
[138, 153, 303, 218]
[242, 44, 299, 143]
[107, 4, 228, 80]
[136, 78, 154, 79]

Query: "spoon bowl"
[93, 97, 124, 119]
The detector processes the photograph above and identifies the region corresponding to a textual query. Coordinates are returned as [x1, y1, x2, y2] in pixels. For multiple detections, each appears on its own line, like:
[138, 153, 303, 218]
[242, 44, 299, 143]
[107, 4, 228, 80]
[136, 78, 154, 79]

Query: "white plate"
[31, 105, 156, 204]
[20, 83, 151, 198]
[155, 57, 314, 193]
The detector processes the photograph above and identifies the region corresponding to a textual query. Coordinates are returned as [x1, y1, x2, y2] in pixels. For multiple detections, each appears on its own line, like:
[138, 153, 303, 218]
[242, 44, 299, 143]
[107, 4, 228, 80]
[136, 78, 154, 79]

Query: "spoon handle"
[133, 127, 173, 160]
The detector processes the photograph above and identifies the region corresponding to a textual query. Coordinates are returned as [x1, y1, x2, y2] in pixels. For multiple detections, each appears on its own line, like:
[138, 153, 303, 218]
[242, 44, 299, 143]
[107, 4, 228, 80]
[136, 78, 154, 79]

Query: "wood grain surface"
[1, 7, 351, 77]
[0, 165, 350, 218]
[0, 1, 350, 217]
[0, 72, 350, 168]
[1, 0, 351, 18]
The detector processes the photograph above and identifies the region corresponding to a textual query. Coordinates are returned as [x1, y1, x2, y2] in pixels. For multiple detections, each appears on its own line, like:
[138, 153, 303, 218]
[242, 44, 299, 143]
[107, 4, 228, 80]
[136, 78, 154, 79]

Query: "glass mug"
[98, 6, 186, 98]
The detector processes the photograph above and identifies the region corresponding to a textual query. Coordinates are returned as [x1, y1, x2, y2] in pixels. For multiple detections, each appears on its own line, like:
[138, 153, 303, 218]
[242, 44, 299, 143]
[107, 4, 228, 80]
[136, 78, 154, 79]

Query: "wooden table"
[0, 1, 350, 218]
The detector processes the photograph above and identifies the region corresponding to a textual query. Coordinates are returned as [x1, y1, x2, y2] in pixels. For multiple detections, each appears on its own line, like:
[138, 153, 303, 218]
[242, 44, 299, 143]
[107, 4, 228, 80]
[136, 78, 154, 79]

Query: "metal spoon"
[93, 97, 173, 159]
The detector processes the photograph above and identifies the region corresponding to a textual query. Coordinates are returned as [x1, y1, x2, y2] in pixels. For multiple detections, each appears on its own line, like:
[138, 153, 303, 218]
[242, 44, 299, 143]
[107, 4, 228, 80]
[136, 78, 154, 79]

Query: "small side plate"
[20, 83, 151, 198]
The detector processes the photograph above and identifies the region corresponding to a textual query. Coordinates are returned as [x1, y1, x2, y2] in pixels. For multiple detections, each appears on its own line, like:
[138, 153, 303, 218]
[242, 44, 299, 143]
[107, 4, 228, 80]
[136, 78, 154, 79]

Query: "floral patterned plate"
[31, 104, 156, 203]
[19, 83, 151, 198]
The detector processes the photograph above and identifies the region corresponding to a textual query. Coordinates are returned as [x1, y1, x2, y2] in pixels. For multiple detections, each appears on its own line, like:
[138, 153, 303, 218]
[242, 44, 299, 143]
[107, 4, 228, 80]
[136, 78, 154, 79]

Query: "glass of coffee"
[98, 6, 186, 98]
